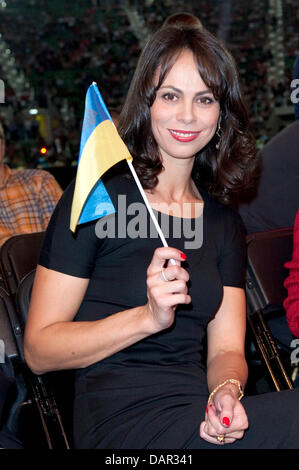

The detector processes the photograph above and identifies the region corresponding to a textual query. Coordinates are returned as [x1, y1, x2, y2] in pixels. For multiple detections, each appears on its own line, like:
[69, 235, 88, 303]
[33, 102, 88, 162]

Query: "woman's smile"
[168, 129, 201, 142]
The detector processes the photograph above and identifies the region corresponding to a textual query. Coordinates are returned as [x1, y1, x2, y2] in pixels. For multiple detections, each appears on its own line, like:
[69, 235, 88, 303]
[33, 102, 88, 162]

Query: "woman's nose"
[176, 100, 195, 124]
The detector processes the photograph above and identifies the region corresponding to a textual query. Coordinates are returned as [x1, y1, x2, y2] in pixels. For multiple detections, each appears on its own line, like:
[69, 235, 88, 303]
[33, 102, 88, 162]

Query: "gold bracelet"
[208, 379, 244, 405]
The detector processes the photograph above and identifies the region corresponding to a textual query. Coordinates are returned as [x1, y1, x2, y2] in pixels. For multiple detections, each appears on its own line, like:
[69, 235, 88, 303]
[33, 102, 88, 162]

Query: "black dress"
[39, 162, 299, 449]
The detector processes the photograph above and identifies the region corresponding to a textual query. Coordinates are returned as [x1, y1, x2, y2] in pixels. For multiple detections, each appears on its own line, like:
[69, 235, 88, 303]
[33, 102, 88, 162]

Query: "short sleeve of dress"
[218, 208, 246, 288]
[39, 180, 100, 278]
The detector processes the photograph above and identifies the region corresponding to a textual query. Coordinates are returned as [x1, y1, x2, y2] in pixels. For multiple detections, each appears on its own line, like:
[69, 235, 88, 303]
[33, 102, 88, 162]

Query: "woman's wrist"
[208, 379, 244, 405]
[139, 303, 161, 335]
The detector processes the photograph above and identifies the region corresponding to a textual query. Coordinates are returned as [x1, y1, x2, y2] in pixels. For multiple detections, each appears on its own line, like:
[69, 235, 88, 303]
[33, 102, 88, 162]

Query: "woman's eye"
[163, 93, 178, 101]
[197, 96, 214, 105]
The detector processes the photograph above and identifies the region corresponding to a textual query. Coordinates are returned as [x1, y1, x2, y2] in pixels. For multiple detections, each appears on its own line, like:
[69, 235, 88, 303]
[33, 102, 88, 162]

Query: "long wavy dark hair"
[118, 25, 258, 205]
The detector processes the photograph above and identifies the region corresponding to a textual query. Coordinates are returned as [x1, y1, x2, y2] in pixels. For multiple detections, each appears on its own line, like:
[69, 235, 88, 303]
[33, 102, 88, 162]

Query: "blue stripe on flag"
[78, 178, 115, 224]
[78, 83, 112, 161]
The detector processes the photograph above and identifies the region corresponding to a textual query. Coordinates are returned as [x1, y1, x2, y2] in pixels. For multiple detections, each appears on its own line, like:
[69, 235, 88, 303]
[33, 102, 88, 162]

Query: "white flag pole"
[127, 159, 177, 265]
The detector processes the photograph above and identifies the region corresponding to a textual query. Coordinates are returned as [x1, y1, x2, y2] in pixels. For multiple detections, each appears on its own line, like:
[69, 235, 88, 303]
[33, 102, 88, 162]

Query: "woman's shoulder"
[103, 161, 136, 195]
[58, 161, 134, 211]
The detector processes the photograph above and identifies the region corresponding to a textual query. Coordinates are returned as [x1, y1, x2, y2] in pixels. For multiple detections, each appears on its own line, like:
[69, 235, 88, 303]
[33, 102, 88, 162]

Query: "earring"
[215, 120, 222, 150]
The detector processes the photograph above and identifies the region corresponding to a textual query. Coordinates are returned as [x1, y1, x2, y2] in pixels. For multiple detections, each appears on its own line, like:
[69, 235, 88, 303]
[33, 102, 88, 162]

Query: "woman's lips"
[168, 129, 200, 142]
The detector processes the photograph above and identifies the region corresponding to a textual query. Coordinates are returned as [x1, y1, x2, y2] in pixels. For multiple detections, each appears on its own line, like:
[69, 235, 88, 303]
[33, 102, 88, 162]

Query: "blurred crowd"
[0, 0, 297, 172]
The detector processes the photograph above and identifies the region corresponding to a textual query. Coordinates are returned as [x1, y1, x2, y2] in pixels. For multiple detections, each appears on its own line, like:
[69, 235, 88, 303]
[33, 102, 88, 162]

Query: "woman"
[24, 25, 299, 449]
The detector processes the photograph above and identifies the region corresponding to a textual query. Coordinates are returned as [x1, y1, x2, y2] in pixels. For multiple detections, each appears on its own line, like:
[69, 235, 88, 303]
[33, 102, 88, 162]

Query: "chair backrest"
[246, 227, 294, 310]
[0, 232, 44, 298]
[16, 270, 36, 328]
[0, 288, 20, 363]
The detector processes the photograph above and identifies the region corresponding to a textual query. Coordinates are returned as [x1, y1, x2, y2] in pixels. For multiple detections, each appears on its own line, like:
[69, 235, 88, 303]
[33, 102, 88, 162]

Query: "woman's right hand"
[145, 247, 191, 332]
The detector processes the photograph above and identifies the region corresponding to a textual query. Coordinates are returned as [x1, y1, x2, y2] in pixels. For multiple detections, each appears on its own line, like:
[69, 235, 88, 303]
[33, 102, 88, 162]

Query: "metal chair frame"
[245, 227, 294, 391]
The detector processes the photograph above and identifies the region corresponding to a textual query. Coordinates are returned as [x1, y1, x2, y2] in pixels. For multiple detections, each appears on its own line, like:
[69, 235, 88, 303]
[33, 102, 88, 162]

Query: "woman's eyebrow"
[158, 85, 213, 96]
[158, 85, 182, 93]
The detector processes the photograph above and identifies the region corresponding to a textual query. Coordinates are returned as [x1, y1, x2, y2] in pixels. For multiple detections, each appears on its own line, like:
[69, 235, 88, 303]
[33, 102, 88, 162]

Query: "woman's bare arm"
[206, 286, 248, 391]
[24, 247, 190, 375]
[24, 265, 153, 374]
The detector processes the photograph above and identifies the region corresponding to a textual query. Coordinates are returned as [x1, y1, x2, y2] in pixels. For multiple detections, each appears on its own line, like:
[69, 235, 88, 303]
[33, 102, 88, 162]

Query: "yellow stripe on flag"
[70, 119, 132, 232]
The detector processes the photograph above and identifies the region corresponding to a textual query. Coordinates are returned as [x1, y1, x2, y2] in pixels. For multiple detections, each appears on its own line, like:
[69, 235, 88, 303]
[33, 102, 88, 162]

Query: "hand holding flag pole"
[70, 83, 176, 265]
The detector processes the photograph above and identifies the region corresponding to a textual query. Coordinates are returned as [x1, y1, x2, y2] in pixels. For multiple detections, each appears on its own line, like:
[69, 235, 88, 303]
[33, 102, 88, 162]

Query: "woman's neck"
[145, 158, 203, 219]
[153, 157, 199, 202]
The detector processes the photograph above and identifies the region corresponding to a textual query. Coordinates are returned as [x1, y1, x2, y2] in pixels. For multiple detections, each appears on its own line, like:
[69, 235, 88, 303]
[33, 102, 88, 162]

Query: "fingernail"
[205, 406, 209, 414]
[180, 252, 187, 260]
[222, 417, 230, 427]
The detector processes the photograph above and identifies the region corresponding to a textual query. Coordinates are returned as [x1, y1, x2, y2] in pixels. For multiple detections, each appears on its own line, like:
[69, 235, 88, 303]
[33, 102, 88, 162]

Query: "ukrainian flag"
[70, 83, 132, 232]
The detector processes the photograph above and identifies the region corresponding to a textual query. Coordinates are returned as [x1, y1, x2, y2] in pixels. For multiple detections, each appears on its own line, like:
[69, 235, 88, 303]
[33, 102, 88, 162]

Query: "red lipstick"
[168, 129, 200, 142]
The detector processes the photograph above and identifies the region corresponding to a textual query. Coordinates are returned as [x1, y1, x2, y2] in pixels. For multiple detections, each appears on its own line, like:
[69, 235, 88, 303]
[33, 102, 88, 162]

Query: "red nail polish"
[222, 417, 230, 427]
[205, 406, 209, 414]
[180, 252, 187, 260]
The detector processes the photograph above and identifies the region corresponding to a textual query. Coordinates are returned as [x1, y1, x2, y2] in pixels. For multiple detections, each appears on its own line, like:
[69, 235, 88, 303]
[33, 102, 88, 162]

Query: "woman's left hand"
[199, 384, 249, 445]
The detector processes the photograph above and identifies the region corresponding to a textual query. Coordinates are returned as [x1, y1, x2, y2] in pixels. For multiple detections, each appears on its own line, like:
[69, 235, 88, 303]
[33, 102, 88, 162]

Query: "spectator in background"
[237, 120, 299, 367]
[0, 122, 62, 246]
[284, 208, 299, 338]
[238, 120, 299, 233]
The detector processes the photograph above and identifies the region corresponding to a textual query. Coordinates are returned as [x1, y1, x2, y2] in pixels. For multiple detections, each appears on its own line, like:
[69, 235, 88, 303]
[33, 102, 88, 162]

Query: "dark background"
[0, 0, 297, 188]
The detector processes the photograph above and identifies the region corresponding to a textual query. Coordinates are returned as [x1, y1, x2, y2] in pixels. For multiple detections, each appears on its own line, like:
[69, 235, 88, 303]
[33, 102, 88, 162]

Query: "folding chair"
[0, 286, 24, 448]
[0, 272, 71, 449]
[16, 270, 71, 449]
[0, 287, 47, 448]
[245, 227, 294, 392]
[0, 232, 45, 299]
[0, 288, 20, 440]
